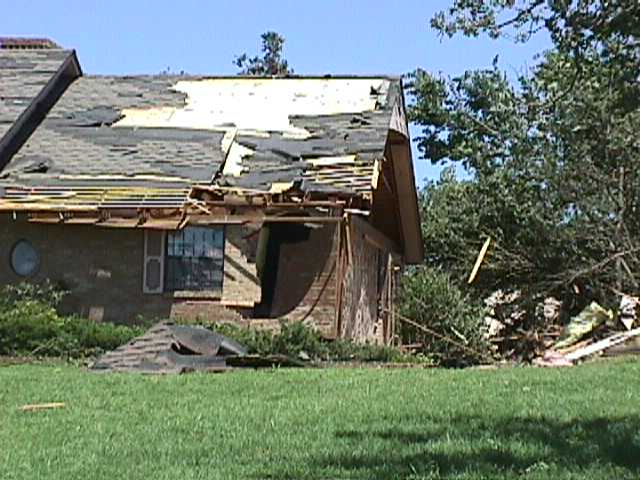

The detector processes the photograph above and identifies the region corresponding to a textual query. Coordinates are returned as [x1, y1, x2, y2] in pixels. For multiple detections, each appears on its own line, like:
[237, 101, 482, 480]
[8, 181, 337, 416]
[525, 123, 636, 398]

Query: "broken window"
[165, 226, 224, 292]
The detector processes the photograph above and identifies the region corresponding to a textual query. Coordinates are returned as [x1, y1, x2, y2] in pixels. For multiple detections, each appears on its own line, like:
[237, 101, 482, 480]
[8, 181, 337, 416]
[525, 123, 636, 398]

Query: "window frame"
[10, 239, 40, 277]
[164, 226, 225, 295]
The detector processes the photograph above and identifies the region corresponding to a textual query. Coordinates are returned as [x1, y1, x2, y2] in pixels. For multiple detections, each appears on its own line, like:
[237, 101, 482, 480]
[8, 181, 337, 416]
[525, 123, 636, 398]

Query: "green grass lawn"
[1, 360, 639, 480]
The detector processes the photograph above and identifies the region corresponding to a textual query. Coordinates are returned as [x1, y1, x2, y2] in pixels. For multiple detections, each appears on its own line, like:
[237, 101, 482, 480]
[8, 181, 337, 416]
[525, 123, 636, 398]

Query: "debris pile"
[536, 295, 640, 367]
[483, 290, 640, 366]
[90, 322, 302, 374]
[483, 290, 560, 361]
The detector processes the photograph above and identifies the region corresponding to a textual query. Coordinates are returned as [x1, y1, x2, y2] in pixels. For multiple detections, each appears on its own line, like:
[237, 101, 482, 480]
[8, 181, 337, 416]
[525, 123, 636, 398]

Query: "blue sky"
[5, 0, 550, 186]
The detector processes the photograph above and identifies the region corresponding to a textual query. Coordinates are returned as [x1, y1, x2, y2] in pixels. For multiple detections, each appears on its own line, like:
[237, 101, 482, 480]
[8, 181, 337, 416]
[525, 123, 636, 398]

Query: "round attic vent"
[10, 240, 40, 277]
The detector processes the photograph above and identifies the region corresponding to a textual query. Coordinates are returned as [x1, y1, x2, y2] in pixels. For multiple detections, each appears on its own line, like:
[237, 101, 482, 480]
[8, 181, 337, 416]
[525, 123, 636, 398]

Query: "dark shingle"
[0, 49, 72, 140]
[3, 76, 223, 184]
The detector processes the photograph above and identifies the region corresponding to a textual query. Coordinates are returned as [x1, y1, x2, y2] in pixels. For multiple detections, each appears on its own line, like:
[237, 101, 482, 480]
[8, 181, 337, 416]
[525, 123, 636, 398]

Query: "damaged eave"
[13, 195, 349, 229]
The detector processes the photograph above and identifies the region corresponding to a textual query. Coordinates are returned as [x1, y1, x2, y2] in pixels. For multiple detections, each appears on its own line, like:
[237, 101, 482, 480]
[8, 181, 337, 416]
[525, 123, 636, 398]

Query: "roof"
[0, 47, 81, 171]
[1, 76, 398, 196]
[3, 76, 226, 184]
[0, 48, 74, 141]
[0, 40, 423, 263]
[91, 322, 246, 373]
[0, 37, 60, 49]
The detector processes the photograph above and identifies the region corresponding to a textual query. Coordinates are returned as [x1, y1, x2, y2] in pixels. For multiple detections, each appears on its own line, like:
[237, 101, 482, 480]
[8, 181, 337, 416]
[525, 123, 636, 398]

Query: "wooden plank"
[565, 327, 640, 361]
[349, 214, 401, 255]
[191, 215, 342, 225]
[334, 221, 345, 338]
[20, 402, 65, 412]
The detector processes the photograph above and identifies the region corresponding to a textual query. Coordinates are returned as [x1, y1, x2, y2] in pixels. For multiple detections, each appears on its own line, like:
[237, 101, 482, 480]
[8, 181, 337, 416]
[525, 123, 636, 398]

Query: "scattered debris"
[542, 297, 562, 324]
[565, 327, 640, 361]
[484, 290, 525, 339]
[90, 321, 302, 374]
[532, 350, 573, 368]
[554, 302, 613, 350]
[20, 402, 65, 412]
[618, 294, 638, 330]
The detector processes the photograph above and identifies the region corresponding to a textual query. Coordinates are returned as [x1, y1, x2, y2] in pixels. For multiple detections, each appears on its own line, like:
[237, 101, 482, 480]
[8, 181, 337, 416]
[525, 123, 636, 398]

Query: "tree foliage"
[432, 0, 639, 60]
[400, 1, 640, 362]
[235, 31, 293, 76]
[407, 1, 640, 302]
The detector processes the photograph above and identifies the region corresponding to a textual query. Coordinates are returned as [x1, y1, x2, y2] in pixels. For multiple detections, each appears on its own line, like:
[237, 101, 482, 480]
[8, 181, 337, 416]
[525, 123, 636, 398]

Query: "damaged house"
[0, 38, 423, 344]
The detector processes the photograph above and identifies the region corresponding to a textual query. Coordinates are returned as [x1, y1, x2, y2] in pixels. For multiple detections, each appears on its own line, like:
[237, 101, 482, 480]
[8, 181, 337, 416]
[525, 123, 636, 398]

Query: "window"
[165, 226, 224, 292]
[10, 239, 40, 277]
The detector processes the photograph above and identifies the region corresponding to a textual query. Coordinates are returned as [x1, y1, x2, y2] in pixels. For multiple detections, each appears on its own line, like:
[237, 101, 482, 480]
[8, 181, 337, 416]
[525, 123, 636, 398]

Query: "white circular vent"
[10, 240, 40, 277]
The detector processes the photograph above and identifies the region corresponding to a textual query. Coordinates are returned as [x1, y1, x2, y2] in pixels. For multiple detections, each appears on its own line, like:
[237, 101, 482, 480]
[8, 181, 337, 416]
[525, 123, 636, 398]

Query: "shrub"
[0, 282, 143, 358]
[210, 322, 277, 356]
[182, 319, 413, 363]
[398, 267, 489, 366]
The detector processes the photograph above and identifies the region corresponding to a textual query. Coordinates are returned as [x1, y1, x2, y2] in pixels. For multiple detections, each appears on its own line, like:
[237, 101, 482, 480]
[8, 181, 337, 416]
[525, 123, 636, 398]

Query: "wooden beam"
[190, 215, 343, 225]
[334, 222, 345, 339]
[349, 214, 401, 255]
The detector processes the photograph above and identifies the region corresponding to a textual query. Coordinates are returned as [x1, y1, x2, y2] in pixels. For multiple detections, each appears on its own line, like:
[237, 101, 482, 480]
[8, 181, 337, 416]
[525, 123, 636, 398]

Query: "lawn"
[1, 360, 639, 480]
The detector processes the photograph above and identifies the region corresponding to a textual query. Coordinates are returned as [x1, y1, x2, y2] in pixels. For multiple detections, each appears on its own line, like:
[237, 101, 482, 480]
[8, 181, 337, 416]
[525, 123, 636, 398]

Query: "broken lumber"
[565, 327, 640, 361]
[20, 402, 65, 412]
[468, 237, 491, 284]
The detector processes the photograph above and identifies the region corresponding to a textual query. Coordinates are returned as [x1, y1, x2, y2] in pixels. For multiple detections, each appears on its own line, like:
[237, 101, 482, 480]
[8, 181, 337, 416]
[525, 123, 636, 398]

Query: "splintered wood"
[20, 402, 66, 412]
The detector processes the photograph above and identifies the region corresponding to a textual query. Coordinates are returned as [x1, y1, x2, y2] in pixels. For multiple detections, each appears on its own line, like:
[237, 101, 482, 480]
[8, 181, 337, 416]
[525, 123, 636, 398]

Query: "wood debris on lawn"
[20, 402, 66, 412]
[565, 327, 640, 361]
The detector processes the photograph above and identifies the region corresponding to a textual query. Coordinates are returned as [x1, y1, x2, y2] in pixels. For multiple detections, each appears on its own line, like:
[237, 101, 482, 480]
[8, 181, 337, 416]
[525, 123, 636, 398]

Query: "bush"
[211, 323, 277, 356]
[184, 319, 413, 363]
[0, 282, 143, 358]
[398, 267, 489, 366]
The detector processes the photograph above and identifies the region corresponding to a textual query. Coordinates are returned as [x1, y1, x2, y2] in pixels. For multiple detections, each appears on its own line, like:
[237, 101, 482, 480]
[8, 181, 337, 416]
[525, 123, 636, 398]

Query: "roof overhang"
[387, 81, 423, 264]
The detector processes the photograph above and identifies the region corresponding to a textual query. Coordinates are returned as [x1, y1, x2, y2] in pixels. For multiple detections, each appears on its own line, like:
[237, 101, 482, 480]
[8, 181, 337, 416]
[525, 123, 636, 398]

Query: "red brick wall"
[0, 216, 244, 324]
[263, 223, 339, 336]
[0, 216, 339, 332]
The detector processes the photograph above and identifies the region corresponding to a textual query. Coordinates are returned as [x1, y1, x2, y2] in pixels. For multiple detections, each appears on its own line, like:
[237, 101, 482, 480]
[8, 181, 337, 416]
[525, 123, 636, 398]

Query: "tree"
[234, 31, 293, 76]
[431, 1, 639, 64]
[401, 1, 640, 361]
[408, 1, 640, 300]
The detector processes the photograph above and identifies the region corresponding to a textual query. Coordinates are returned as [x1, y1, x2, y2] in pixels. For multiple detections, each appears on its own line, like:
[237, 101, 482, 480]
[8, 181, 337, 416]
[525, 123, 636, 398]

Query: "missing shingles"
[64, 106, 124, 127]
[350, 115, 372, 126]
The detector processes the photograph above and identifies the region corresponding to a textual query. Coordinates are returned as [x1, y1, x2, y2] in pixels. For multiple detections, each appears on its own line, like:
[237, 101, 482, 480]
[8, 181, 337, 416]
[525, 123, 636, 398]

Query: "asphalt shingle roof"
[3, 76, 225, 185]
[0, 48, 73, 140]
[1, 73, 404, 197]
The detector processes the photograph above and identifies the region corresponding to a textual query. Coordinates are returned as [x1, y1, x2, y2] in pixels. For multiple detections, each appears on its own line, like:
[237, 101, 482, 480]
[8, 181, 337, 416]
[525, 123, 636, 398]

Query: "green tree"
[235, 31, 293, 76]
[400, 1, 640, 361]
[432, 0, 639, 63]
[408, 1, 640, 300]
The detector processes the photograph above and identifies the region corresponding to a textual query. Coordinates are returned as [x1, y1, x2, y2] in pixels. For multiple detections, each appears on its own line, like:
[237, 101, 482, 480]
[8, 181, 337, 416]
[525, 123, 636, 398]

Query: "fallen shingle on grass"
[1, 359, 639, 479]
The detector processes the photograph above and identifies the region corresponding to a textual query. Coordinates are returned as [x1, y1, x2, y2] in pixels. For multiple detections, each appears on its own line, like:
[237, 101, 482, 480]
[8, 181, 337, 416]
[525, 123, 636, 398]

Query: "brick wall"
[264, 223, 339, 336]
[0, 216, 339, 332]
[221, 225, 261, 306]
[0, 216, 247, 324]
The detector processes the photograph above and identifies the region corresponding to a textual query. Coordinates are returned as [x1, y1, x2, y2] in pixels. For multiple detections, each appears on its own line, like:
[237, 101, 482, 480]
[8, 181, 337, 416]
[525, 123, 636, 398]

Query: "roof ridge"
[0, 37, 61, 49]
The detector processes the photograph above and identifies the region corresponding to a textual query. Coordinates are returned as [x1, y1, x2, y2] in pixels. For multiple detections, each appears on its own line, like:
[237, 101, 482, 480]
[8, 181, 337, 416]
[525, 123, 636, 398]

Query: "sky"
[4, 0, 550, 186]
